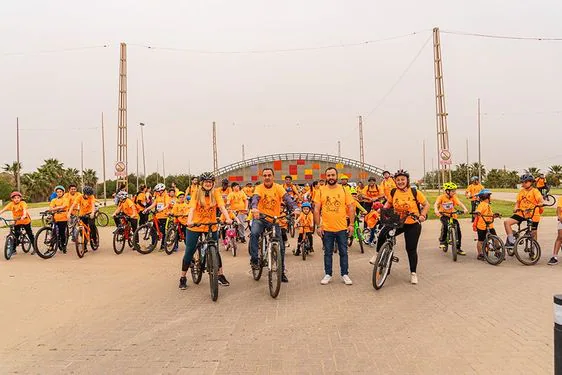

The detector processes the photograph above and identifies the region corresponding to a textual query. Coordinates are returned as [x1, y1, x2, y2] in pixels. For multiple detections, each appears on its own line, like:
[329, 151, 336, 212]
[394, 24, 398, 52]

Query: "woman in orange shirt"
[0, 191, 34, 252]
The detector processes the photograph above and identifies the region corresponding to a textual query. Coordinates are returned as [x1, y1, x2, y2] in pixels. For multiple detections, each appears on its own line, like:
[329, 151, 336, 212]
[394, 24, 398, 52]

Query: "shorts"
[477, 228, 496, 242]
[510, 215, 539, 230]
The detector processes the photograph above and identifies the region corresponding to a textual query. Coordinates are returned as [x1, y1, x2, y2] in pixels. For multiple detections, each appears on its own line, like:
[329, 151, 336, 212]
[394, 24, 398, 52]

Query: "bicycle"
[347, 215, 365, 254]
[294, 225, 313, 261]
[539, 186, 556, 207]
[94, 202, 110, 227]
[1, 217, 33, 260]
[472, 211, 505, 266]
[252, 212, 286, 299]
[74, 216, 99, 258]
[506, 205, 548, 266]
[188, 222, 222, 302]
[133, 211, 166, 254]
[165, 214, 187, 255]
[221, 222, 238, 256]
[113, 213, 135, 254]
[286, 208, 296, 238]
[34, 210, 66, 259]
[372, 210, 418, 290]
[438, 210, 464, 262]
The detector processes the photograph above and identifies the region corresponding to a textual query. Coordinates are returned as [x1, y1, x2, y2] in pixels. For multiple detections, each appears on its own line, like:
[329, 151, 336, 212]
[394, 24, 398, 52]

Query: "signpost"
[439, 149, 452, 165]
[115, 161, 127, 178]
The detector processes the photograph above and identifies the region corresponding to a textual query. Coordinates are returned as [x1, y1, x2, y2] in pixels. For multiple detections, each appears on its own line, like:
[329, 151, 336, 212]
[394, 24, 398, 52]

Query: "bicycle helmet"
[520, 173, 534, 183]
[476, 189, 492, 198]
[221, 178, 229, 185]
[301, 202, 312, 209]
[54, 185, 65, 192]
[471, 176, 479, 182]
[350, 188, 357, 195]
[443, 182, 458, 191]
[340, 174, 349, 180]
[199, 172, 215, 182]
[177, 191, 185, 197]
[373, 201, 383, 210]
[10, 191, 22, 199]
[116, 191, 129, 201]
[153, 183, 165, 192]
[83, 186, 94, 196]
[186, 196, 191, 201]
[394, 169, 409, 179]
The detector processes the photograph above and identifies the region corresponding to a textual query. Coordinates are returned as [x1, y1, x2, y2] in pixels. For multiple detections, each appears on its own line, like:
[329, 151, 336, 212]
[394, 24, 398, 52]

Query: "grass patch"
[492, 188, 562, 195]
[30, 206, 117, 228]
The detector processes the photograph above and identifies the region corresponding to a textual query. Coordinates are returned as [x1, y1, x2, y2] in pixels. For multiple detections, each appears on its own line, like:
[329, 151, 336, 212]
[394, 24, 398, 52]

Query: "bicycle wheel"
[95, 211, 110, 227]
[90, 227, 99, 250]
[544, 194, 556, 206]
[450, 227, 457, 262]
[20, 234, 32, 253]
[302, 238, 308, 261]
[34, 227, 57, 259]
[133, 224, 157, 254]
[483, 234, 505, 266]
[363, 228, 371, 244]
[191, 245, 203, 284]
[514, 235, 541, 266]
[207, 245, 219, 302]
[113, 228, 126, 255]
[268, 241, 282, 298]
[4, 235, 15, 260]
[289, 221, 295, 238]
[373, 243, 393, 290]
[231, 238, 237, 257]
[357, 230, 364, 254]
[165, 227, 178, 255]
[75, 227, 86, 258]
[252, 238, 264, 281]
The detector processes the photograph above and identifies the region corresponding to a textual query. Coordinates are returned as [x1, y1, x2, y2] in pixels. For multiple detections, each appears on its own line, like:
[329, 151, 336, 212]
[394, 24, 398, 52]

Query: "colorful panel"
[292, 175, 298, 180]
[335, 163, 344, 169]
[311, 163, 320, 170]
[273, 160, 282, 170]
[305, 175, 313, 180]
[237, 176, 244, 182]
[320, 174, 326, 179]
[251, 175, 258, 181]
[289, 165, 298, 175]
[296, 159, 305, 165]
[304, 169, 312, 175]
[229, 176, 238, 182]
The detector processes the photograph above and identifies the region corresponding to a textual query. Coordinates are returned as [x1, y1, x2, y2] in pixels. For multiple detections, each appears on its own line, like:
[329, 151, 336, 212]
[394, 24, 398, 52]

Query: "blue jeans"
[322, 230, 349, 276]
[249, 219, 285, 272]
[181, 229, 220, 272]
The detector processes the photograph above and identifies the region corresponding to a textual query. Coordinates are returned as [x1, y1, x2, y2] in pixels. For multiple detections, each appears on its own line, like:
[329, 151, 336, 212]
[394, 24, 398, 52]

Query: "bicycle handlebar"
[0, 217, 16, 226]
[256, 212, 288, 222]
[438, 210, 465, 216]
[470, 212, 502, 219]
[188, 222, 221, 227]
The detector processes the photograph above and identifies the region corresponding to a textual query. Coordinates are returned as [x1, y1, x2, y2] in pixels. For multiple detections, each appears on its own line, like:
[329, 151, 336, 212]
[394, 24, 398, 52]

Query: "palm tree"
[524, 167, 540, 176]
[83, 169, 98, 188]
[22, 172, 51, 202]
[2, 161, 21, 188]
[548, 165, 562, 175]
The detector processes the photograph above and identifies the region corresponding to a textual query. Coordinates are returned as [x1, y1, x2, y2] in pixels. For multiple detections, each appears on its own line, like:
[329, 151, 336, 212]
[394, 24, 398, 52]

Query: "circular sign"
[115, 161, 126, 173]
[440, 149, 451, 161]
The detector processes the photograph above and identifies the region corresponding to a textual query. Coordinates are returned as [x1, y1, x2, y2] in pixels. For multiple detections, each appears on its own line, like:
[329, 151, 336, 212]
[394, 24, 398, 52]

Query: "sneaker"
[369, 254, 377, 265]
[439, 244, 447, 252]
[251, 260, 260, 270]
[281, 274, 289, 283]
[341, 275, 353, 285]
[548, 257, 559, 266]
[410, 273, 418, 285]
[320, 275, 332, 285]
[179, 276, 187, 290]
[456, 249, 466, 256]
[285, 242, 290, 248]
[159, 246, 165, 252]
[218, 275, 230, 286]
[477, 254, 485, 261]
[294, 248, 301, 256]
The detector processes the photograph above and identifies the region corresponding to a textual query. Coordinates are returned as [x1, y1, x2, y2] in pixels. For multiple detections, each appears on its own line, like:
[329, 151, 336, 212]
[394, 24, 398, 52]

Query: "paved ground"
[1, 218, 561, 374]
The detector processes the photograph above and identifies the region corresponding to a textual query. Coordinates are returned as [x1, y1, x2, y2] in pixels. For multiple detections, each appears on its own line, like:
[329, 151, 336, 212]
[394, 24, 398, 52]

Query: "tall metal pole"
[242, 144, 246, 182]
[212, 122, 218, 175]
[139, 123, 146, 186]
[358, 115, 365, 180]
[116, 42, 128, 191]
[338, 141, 341, 157]
[466, 138, 470, 187]
[101, 112, 107, 205]
[136, 138, 139, 190]
[422, 140, 426, 189]
[80, 141, 84, 190]
[162, 152, 166, 183]
[477, 98, 482, 181]
[16, 117, 21, 192]
[156, 160, 159, 184]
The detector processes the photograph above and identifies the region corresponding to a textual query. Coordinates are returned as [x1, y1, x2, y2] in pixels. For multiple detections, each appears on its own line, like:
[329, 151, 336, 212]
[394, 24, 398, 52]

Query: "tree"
[2, 161, 21, 188]
[470, 162, 486, 180]
[524, 167, 540, 176]
[485, 169, 519, 188]
[83, 169, 98, 188]
[0, 175, 12, 201]
[547, 165, 562, 187]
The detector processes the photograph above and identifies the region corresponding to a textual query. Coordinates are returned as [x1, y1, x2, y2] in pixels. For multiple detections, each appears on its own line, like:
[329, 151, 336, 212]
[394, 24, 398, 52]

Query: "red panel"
[251, 175, 258, 181]
[320, 174, 326, 179]
[304, 175, 313, 180]
[229, 176, 238, 181]
[273, 160, 282, 170]
[289, 165, 298, 175]
[312, 163, 320, 169]
[296, 159, 305, 165]
[237, 176, 244, 182]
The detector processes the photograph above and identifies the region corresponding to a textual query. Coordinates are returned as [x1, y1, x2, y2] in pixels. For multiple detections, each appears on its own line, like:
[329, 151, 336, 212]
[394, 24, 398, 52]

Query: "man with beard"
[314, 167, 355, 285]
[250, 168, 300, 283]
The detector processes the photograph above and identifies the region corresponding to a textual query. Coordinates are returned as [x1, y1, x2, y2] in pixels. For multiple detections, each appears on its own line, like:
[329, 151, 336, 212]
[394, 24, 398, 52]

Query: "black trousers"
[376, 223, 421, 273]
[439, 216, 461, 249]
[79, 216, 98, 243]
[14, 223, 34, 246]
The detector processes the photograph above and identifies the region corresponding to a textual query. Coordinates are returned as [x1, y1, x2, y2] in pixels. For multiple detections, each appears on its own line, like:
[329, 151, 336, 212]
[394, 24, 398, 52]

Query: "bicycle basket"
[379, 208, 402, 227]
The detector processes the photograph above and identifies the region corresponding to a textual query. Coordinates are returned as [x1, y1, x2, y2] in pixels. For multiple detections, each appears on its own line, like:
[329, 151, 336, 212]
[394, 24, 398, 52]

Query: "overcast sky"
[2, 0, 562, 180]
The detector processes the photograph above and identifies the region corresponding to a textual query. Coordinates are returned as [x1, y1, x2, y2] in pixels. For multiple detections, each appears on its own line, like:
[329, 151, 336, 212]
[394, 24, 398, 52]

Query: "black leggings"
[471, 201, 478, 222]
[79, 216, 98, 243]
[113, 217, 138, 233]
[297, 232, 313, 247]
[55, 221, 68, 250]
[139, 211, 149, 226]
[14, 223, 34, 246]
[376, 223, 421, 273]
[439, 216, 461, 249]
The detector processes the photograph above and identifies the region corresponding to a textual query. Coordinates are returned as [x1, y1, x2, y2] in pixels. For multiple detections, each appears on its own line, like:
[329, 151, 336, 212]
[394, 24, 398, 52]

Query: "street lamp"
[139, 122, 147, 186]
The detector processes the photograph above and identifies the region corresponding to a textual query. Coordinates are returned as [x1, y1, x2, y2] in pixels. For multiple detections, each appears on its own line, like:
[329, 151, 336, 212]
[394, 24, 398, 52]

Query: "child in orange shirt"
[294, 202, 314, 255]
[364, 201, 383, 246]
[0, 191, 34, 253]
[219, 209, 241, 244]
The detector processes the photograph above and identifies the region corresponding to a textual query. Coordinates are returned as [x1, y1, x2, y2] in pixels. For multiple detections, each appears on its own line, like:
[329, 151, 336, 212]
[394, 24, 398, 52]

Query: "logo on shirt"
[324, 195, 342, 212]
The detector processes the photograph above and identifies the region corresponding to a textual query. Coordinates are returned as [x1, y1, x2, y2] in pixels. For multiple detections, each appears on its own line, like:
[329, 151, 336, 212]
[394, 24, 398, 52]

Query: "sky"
[1, 0, 562, 180]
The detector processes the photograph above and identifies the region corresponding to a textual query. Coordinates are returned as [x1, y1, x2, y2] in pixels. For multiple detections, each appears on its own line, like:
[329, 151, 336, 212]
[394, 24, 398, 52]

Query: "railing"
[215, 153, 385, 177]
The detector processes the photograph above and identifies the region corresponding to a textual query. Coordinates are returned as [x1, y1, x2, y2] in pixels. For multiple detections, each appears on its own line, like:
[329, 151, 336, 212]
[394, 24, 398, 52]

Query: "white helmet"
[116, 191, 129, 201]
[154, 183, 165, 192]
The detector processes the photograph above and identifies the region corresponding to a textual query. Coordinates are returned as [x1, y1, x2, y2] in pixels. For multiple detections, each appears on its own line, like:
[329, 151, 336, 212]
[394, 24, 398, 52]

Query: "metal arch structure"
[214, 152, 386, 181]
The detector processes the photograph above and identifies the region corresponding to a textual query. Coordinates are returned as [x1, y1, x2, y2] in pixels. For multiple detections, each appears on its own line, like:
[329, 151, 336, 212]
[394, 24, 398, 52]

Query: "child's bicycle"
[74, 216, 99, 258]
[506, 205, 552, 266]
[1, 217, 33, 260]
[165, 215, 187, 255]
[540, 187, 556, 206]
[347, 215, 365, 253]
[294, 225, 313, 261]
[133, 211, 166, 254]
[472, 212, 505, 266]
[221, 222, 238, 256]
[113, 213, 135, 254]
[34, 210, 67, 259]
[438, 210, 464, 262]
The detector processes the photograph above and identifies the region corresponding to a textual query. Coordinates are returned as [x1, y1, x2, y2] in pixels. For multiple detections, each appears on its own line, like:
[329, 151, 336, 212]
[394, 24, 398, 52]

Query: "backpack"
[390, 187, 423, 214]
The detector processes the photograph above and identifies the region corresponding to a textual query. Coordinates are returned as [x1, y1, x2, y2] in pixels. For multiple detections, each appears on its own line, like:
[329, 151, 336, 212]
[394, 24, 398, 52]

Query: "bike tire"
[165, 227, 177, 255]
[450, 227, 457, 262]
[289, 223, 295, 238]
[90, 227, 100, 250]
[113, 228, 126, 255]
[20, 234, 32, 253]
[252, 238, 265, 281]
[514, 235, 541, 266]
[96, 212, 110, 227]
[357, 230, 364, 254]
[75, 227, 86, 258]
[362, 228, 371, 244]
[231, 239, 237, 257]
[207, 245, 219, 302]
[34, 227, 57, 259]
[544, 194, 556, 206]
[483, 234, 505, 266]
[302, 239, 307, 261]
[268, 241, 282, 298]
[373, 243, 393, 290]
[133, 224, 157, 254]
[347, 234, 353, 247]
[4, 235, 15, 260]
[191, 246, 203, 284]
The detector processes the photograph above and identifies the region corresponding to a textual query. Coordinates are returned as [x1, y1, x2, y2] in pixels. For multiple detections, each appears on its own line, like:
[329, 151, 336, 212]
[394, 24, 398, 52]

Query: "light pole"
[477, 98, 482, 181]
[139, 122, 147, 186]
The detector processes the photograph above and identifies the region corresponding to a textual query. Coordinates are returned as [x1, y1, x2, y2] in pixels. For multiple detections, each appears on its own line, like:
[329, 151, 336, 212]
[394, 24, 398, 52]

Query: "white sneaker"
[320, 275, 332, 285]
[410, 272, 418, 285]
[369, 254, 377, 265]
[341, 274, 353, 285]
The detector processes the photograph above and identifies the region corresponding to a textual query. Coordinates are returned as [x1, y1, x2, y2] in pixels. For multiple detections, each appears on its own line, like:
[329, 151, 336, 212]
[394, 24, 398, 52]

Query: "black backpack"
[390, 187, 423, 213]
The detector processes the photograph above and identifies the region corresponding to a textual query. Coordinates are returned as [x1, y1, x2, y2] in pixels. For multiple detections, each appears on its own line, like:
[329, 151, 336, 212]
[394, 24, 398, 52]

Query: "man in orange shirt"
[250, 168, 299, 283]
[535, 173, 548, 197]
[283, 176, 299, 199]
[314, 167, 355, 285]
[465, 176, 484, 222]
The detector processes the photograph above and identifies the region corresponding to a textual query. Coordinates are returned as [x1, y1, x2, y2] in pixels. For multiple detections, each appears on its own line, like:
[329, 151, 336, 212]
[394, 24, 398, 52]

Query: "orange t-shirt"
[380, 178, 397, 200]
[189, 189, 225, 233]
[227, 191, 248, 212]
[435, 194, 461, 219]
[49, 197, 69, 222]
[362, 184, 382, 200]
[153, 193, 171, 219]
[388, 188, 427, 225]
[243, 186, 254, 197]
[135, 192, 147, 212]
[253, 183, 288, 218]
[219, 211, 237, 222]
[189, 185, 199, 198]
[4, 201, 31, 225]
[536, 177, 546, 188]
[475, 201, 494, 231]
[77, 195, 96, 217]
[314, 184, 353, 232]
[171, 202, 190, 226]
[297, 211, 314, 233]
[219, 187, 232, 202]
[365, 210, 379, 229]
[516, 187, 543, 221]
[466, 183, 484, 201]
[64, 192, 82, 215]
[119, 198, 138, 219]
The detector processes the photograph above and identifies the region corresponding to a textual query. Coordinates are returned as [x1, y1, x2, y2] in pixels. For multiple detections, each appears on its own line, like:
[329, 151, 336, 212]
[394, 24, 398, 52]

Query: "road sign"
[115, 161, 127, 177]
[439, 149, 452, 165]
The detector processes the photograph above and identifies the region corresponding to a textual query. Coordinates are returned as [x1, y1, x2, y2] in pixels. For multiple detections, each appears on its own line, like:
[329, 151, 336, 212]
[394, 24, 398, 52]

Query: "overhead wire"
[441, 30, 562, 41]
[1, 45, 110, 57]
